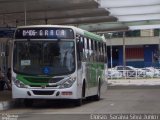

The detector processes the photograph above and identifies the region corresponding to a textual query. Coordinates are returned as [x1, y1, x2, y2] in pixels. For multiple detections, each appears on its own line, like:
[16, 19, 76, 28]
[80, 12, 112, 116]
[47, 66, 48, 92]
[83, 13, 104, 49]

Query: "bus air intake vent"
[32, 90, 54, 95]
[30, 85, 58, 88]
[24, 77, 64, 83]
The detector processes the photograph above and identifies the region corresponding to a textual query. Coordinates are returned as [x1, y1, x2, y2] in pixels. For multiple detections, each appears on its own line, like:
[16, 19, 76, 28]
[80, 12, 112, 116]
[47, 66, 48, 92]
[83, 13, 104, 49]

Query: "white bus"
[12, 25, 107, 106]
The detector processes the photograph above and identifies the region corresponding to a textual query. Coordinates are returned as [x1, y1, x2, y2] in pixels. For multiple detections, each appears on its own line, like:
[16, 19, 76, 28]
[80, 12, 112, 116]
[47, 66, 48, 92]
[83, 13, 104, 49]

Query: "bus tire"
[24, 99, 33, 107]
[74, 82, 85, 106]
[94, 80, 101, 101]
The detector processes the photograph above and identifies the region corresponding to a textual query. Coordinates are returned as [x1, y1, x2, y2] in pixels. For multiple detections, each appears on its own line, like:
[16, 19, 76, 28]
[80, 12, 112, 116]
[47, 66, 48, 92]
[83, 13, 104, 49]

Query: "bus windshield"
[13, 40, 75, 76]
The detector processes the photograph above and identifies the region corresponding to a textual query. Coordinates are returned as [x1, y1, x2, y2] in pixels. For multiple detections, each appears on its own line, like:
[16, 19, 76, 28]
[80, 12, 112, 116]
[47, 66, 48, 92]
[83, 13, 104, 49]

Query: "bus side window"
[102, 43, 104, 62]
[98, 42, 101, 62]
[86, 38, 89, 61]
[92, 40, 95, 62]
[76, 36, 83, 68]
[104, 44, 107, 63]
[100, 42, 103, 62]
[84, 38, 88, 61]
[91, 40, 95, 62]
[95, 41, 98, 62]
[77, 40, 83, 59]
[88, 39, 92, 62]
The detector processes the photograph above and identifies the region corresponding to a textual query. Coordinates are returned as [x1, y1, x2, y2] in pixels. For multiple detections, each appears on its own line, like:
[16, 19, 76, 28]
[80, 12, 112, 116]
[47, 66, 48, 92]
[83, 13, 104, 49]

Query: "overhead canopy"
[98, 0, 160, 31]
[0, 0, 116, 29]
[0, 0, 160, 32]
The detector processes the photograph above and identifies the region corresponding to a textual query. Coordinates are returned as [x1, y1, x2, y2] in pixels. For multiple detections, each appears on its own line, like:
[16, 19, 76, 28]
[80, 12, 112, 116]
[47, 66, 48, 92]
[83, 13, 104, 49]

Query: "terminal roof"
[0, 0, 160, 32]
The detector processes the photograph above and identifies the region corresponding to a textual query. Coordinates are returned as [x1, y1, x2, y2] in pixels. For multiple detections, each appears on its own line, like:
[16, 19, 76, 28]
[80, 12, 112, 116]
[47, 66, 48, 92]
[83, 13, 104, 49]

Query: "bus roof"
[16, 25, 105, 42]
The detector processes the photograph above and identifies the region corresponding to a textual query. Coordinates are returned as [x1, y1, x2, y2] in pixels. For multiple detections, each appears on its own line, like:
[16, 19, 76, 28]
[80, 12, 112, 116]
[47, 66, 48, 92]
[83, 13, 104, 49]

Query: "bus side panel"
[86, 62, 99, 96]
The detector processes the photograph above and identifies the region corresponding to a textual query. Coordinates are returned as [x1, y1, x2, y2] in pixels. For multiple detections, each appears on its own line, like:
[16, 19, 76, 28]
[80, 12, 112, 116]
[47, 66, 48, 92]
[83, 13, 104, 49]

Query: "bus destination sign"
[15, 28, 74, 39]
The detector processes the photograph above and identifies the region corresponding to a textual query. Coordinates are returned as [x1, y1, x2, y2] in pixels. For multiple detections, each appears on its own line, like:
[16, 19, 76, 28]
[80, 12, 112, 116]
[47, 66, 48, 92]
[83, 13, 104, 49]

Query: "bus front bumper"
[12, 84, 78, 99]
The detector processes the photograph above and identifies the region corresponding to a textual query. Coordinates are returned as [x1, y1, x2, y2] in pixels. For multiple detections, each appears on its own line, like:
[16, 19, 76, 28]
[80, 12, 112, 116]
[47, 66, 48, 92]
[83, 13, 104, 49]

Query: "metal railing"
[107, 69, 160, 79]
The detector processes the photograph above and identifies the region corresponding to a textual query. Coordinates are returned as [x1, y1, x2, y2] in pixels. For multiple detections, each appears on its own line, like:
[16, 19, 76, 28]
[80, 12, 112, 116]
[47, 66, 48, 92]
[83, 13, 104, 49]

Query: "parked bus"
[12, 25, 107, 106]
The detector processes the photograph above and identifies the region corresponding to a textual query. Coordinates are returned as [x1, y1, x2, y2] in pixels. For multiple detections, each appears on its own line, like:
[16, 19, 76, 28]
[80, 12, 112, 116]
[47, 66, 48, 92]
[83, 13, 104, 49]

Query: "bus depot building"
[106, 29, 160, 68]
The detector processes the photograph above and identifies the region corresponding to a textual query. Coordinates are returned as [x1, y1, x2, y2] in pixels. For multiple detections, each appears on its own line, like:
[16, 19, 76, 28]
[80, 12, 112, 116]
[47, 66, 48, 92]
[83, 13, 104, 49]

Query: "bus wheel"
[95, 81, 101, 101]
[24, 99, 33, 107]
[74, 82, 85, 106]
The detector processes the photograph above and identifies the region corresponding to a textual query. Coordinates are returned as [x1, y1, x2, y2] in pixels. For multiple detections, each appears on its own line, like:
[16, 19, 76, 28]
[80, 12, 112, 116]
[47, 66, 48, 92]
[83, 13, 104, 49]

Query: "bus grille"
[32, 90, 55, 95]
[29, 85, 58, 88]
[24, 77, 64, 83]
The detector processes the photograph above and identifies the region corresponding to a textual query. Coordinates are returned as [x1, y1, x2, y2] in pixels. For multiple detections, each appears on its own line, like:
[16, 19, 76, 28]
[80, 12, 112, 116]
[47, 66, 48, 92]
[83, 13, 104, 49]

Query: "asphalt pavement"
[1, 78, 160, 111]
[1, 87, 160, 120]
[0, 90, 12, 110]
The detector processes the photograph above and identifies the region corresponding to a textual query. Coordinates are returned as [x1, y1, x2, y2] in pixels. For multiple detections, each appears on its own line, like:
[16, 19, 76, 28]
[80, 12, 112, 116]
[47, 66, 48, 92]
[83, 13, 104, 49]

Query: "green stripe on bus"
[84, 31, 103, 41]
[17, 74, 49, 86]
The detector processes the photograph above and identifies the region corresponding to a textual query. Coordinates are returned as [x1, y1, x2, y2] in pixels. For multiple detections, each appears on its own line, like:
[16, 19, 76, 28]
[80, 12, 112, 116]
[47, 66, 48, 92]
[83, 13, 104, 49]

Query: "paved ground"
[0, 90, 12, 102]
[108, 78, 160, 86]
[1, 78, 160, 110]
[1, 87, 160, 120]
[0, 90, 12, 111]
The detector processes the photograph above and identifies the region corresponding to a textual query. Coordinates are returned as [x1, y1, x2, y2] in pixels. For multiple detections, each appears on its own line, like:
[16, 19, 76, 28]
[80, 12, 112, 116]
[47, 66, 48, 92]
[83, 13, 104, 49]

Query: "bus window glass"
[13, 41, 75, 75]
[89, 39, 93, 61]
[84, 38, 88, 60]
[95, 41, 98, 61]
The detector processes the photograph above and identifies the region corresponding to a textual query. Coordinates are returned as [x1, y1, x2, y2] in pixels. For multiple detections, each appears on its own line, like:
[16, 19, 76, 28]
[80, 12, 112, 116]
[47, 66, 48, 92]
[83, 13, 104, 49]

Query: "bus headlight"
[60, 77, 76, 89]
[13, 77, 28, 88]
